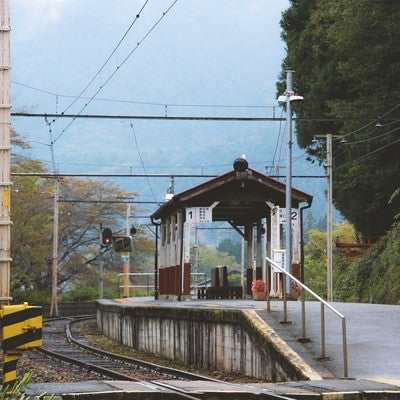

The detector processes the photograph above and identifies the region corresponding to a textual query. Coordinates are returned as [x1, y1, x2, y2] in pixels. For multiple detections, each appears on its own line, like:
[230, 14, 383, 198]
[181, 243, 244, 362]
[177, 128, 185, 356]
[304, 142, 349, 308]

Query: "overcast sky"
[8, 0, 329, 215]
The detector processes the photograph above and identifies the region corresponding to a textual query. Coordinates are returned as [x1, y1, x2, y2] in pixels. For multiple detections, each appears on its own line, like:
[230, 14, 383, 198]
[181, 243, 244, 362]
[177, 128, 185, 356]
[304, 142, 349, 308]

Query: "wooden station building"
[151, 158, 313, 300]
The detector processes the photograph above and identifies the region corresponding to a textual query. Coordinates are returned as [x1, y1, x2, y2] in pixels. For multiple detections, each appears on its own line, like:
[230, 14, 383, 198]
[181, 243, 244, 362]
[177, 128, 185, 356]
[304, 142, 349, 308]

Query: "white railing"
[118, 272, 155, 295]
[118, 272, 208, 296]
[266, 256, 349, 378]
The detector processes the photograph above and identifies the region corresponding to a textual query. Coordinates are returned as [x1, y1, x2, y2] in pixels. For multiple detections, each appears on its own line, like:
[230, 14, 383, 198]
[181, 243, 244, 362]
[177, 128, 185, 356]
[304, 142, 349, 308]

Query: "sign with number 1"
[186, 207, 213, 223]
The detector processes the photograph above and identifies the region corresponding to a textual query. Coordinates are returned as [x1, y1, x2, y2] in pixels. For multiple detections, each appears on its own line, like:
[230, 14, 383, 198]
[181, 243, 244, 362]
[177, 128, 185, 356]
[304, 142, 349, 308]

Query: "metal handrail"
[265, 256, 348, 378]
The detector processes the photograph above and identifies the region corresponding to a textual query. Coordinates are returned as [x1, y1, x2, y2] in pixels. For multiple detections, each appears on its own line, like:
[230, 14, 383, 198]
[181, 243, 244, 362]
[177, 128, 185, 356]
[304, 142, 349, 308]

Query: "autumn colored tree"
[10, 134, 154, 302]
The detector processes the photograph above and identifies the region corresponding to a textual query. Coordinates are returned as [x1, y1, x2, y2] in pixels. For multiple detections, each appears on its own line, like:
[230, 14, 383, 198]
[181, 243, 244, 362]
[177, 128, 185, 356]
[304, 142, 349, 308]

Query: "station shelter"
[151, 159, 313, 300]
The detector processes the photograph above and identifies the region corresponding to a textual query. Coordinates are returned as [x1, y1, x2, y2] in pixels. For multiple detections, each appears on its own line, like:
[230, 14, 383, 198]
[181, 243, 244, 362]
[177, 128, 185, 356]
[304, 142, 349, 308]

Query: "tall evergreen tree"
[279, 0, 400, 240]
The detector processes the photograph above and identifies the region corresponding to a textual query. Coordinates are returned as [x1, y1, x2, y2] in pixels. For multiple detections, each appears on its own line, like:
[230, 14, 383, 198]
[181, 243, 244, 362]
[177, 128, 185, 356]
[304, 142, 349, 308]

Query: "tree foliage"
[279, 0, 400, 239]
[217, 238, 241, 264]
[304, 222, 359, 298]
[197, 244, 240, 280]
[10, 135, 154, 303]
[334, 222, 400, 304]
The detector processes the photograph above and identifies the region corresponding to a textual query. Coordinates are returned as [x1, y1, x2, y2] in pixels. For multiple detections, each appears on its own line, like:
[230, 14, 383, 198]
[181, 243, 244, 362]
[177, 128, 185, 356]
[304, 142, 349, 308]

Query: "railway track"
[34, 316, 292, 400]
[38, 316, 220, 382]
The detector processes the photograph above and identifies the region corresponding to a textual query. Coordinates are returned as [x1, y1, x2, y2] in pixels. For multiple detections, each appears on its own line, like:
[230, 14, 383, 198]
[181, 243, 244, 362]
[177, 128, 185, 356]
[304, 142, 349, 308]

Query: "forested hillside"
[279, 0, 400, 241]
[279, 0, 400, 304]
[334, 222, 400, 304]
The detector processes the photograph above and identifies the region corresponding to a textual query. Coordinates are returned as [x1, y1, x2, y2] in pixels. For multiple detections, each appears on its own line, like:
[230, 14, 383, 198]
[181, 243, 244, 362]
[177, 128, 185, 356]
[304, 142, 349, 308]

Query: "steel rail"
[38, 317, 211, 400]
[39, 316, 292, 399]
[66, 317, 223, 382]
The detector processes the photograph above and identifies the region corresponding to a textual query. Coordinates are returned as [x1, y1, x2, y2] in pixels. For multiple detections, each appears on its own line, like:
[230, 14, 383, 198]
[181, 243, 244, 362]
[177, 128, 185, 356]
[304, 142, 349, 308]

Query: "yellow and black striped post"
[2, 352, 21, 388]
[0, 303, 42, 386]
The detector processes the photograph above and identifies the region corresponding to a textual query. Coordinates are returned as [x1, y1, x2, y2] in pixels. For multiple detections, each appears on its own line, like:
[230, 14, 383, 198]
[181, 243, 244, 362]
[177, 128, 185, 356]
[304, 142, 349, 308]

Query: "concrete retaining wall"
[96, 301, 319, 382]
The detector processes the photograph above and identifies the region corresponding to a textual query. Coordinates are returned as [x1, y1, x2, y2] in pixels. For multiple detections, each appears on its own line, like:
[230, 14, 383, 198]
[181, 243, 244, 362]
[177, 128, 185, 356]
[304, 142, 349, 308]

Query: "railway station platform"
[24, 378, 400, 399]
[97, 297, 400, 381]
[90, 297, 400, 399]
[19, 297, 400, 400]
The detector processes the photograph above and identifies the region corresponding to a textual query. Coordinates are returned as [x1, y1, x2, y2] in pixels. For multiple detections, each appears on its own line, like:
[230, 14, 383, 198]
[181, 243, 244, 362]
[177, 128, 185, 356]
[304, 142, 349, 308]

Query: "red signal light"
[101, 228, 113, 246]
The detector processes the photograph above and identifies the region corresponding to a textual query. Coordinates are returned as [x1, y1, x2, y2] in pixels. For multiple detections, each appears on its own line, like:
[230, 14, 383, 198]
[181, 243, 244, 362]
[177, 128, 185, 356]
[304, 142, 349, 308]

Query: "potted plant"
[251, 279, 267, 300]
[291, 280, 302, 300]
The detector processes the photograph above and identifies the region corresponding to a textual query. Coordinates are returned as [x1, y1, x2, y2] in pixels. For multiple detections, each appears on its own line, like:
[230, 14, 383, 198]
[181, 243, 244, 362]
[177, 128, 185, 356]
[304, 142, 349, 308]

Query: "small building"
[151, 158, 312, 300]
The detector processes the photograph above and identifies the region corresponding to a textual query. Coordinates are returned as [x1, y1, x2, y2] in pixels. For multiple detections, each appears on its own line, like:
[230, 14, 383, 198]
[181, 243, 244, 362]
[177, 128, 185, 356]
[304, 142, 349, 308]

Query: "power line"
[270, 107, 285, 175]
[342, 125, 400, 145]
[334, 137, 400, 172]
[128, 121, 158, 202]
[58, 0, 150, 118]
[12, 111, 398, 122]
[11, 80, 277, 110]
[11, 172, 217, 178]
[341, 103, 400, 139]
[53, 0, 179, 144]
[11, 172, 325, 178]
[59, 199, 161, 204]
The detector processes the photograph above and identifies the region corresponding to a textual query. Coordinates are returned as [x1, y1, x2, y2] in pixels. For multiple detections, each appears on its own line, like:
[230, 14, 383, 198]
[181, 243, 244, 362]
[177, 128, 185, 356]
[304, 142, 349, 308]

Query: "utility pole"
[314, 134, 342, 302]
[284, 71, 294, 292]
[278, 70, 303, 293]
[50, 178, 59, 316]
[0, 0, 11, 305]
[326, 134, 333, 303]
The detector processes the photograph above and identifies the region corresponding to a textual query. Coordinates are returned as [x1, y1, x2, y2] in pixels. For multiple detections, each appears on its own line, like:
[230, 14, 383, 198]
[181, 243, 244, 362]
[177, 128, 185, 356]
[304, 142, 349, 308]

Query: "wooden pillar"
[256, 222, 263, 280]
[170, 214, 176, 267]
[245, 224, 254, 295]
[165, 217, 171, 268]
[159, 220, 166, 294]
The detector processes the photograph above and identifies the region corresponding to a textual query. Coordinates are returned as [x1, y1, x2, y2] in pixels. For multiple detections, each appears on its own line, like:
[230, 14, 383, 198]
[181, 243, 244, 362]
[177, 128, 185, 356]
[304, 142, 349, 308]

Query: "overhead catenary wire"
[341, 125, 400, 145]
[13, 111, 398, 123]
[11, 80, 278, 110]
[340, 103, 400, 139]
[128, 121, 159, 203]
[53, 0, 179, 144]
[334, 137, 400, 172]
[269, 107, 285, 175]
[11, 172, 325, 178]
[57, 0, 150, 118]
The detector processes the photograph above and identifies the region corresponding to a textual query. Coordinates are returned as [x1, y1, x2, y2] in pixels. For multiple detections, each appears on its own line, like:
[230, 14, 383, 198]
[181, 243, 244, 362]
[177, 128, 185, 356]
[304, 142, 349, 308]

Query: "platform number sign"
[186, 207, 212, 223]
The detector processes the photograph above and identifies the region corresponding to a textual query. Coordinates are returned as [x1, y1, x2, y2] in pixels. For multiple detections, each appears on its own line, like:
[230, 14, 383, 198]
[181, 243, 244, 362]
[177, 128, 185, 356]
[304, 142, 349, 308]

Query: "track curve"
[34, 316, 291, 400]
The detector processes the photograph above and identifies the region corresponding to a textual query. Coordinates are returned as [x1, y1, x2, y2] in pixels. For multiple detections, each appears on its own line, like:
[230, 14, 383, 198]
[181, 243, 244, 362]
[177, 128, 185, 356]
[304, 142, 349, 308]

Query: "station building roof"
[151, 166, 313, 226]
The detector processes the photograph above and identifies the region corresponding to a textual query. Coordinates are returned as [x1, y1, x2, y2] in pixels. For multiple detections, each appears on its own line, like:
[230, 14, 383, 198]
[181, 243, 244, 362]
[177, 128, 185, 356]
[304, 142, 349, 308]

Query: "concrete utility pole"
[314, 134, 342, 302]
[326, 134, 333, 303]
[0, 0, 11, 305]
[50, 179, 59, 316]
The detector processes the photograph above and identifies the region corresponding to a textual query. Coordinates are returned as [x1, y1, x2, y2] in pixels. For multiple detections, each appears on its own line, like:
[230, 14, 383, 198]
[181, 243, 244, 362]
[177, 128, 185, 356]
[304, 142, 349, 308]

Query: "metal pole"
[50, 179, 59, 316]
[326, 134, 333, 302]
[285, 70, 294, 295]
[342, 317, 349, 378]
[241, 237, 245, 288]
[321, 302, 326, 359]
[0, 0, 12, 305]
[99, 260, 104, 299]
[300, 204, 311, 341]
